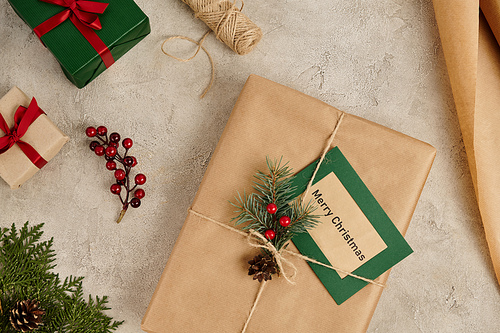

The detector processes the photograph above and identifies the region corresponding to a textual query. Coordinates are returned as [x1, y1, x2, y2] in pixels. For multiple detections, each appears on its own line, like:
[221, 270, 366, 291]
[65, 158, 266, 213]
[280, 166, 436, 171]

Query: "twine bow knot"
[247, 230, 298, 284]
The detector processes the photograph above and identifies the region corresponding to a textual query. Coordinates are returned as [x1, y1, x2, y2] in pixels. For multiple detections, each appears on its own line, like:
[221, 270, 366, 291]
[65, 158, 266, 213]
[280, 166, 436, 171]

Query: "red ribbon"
[0, 98, 48, 169]
[33, 0, 115, 68]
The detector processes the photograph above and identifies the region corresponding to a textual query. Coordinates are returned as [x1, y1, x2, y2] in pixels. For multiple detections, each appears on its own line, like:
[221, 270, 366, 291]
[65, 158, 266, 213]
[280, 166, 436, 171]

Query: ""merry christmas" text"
[311, 189, 365, 261]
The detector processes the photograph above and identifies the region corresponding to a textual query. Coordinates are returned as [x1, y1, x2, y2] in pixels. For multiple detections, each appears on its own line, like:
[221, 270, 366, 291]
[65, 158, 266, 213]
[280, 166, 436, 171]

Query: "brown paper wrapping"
[141, 75, 436, 333]
[0, 87, 69, 189]
[432, 0, 500, 283]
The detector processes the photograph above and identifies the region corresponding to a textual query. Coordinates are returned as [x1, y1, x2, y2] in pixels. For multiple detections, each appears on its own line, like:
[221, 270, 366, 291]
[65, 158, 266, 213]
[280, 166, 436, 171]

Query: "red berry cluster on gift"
[86, 125, 146, 223]
[263, 203, 291, 240]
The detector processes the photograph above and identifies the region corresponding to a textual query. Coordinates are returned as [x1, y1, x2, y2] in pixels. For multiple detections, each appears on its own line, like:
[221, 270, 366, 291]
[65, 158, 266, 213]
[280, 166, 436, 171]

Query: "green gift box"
[8, 0, 150, 88]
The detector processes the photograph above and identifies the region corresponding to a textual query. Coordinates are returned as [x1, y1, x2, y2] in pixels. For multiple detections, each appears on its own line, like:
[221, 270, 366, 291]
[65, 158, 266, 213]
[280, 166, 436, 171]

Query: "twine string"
[188, 208, 384, 288]
[247, 230, 297, 284]
[282, 249, 385, 287]
[161, 0, 262, 98]
[185, 0, 262, 55]
[241, 280, 266, 333]
[188, 207, 385, 333]
[161, 31, 215, 99]
[204, 0, 240, 40]
[301, 112, 345, 202]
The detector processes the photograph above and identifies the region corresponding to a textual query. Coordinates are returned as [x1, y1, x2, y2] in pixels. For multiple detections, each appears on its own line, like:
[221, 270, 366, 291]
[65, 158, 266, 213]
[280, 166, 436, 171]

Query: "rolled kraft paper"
[181, 0, 262, 55]
[482, 0, 500, 45]
[432, 0, 500, 285]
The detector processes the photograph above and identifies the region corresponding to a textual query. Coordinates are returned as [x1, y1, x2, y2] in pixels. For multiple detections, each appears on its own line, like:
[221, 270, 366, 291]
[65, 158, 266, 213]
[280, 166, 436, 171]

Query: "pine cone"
[9, 300, 45, 332]
[248, 254, 277, 282]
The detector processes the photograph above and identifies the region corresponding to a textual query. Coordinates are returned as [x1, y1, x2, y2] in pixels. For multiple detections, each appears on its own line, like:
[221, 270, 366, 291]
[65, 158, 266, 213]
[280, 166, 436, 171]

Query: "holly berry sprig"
[231, 158, 319, 282]
[261, 203, 292, 241]
[86, 126, 146, 223]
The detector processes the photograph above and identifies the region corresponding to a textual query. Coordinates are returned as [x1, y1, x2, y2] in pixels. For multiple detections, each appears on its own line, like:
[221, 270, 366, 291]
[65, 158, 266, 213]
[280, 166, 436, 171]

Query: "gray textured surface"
[1, 0, 499, 332]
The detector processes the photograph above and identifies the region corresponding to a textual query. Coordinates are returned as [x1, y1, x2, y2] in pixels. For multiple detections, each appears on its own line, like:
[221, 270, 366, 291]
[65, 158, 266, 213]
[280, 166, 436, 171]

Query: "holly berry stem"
[116, 208, 127, 224]
[86, 126, 146, 224]
[118, 192, 125, 205]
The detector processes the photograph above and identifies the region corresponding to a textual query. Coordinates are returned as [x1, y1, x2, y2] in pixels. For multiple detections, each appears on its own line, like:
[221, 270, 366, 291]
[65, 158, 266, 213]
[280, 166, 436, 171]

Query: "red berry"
[97, 126, 107, 136]
[123, 156, 134, 166]
[122, 138, 133, 149]
[110, 184, 121, 195]
[86, 127, 97, 137]
[94, 145, 105, 156]
[110, 141, 119, 148]
[109, 132, 121, 142]
[130, 156, 137, 167]
[106, 161, 117, 170]
[134, 173, 146, 185]
[114, 169, 126, 180]
[264, 229, 276, 240]
[134, 188, 145, 199]
[279, 216, 291, 227]
[89, 141, 99, 151]
[266, 203, 277, 214]
[105, 146, 117, 157]
[130, 198, 141, 208]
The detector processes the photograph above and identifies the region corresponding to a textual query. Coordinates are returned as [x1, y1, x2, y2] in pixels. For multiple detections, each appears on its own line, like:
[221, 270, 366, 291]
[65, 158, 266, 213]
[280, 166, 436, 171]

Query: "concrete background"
[1, 0, 499, 332]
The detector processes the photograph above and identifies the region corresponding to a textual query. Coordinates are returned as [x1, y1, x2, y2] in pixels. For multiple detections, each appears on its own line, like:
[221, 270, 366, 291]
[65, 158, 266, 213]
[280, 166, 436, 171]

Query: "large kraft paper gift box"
[142, 75, 436, 333]
[0, 87, 69, 189]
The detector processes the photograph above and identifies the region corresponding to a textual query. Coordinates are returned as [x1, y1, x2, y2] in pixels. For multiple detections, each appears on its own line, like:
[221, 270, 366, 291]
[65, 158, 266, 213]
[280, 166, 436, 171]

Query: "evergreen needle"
[232, 157, 320, 252]
[0, 222, 123, 333]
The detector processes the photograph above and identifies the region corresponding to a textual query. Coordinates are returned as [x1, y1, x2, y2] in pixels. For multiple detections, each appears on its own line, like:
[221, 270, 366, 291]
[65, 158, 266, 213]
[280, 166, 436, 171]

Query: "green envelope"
[290, 147, 413, 305]
[8, 0, 150, 88]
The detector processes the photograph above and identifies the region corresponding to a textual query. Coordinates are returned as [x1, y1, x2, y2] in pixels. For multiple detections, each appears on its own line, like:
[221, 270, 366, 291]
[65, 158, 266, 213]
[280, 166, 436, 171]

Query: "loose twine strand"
[161, 0, 262, 98]
[187, 112, 385, 332]
[161, 32, 214, 99]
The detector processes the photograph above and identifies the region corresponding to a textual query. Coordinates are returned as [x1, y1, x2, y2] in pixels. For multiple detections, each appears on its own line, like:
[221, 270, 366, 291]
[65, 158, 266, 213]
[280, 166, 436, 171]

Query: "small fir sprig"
[0, 222, 123, 332]
[231, 158, 320, 281]
[86, 126, 146, 223]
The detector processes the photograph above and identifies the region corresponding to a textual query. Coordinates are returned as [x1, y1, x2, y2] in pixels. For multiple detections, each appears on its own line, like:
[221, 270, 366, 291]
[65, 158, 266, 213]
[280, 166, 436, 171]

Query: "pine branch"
[232, 158, 321, 253]
[289, 198, 321, 233]
[252, 157, 295, 209]
[231, 192, 270, 231]
[0, 222, 122, 333]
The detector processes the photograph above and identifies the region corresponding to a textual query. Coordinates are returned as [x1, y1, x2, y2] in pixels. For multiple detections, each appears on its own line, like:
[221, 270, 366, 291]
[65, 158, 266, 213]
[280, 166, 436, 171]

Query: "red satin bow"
[0, 98, 48, 169]
[33, 0, 115, 68]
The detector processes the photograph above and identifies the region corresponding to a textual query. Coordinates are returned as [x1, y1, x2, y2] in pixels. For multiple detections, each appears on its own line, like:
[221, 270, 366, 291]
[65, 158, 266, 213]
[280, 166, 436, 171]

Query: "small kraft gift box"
[0, 87, 69, 189]
[8, 0, 151, 88]
[142, 75, 436, 333]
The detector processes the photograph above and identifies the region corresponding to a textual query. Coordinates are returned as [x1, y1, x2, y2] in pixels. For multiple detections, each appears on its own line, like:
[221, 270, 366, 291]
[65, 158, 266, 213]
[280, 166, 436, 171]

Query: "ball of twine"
[182, 0, 262, 55]
[162, 0, 262, 98]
